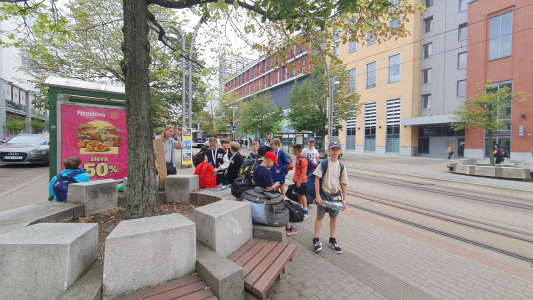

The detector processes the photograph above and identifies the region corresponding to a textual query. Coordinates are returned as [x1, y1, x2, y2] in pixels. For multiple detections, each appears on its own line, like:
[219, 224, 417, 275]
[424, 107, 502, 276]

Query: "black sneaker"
[329, 238, 342, 254]
[313, 238, 322, 253]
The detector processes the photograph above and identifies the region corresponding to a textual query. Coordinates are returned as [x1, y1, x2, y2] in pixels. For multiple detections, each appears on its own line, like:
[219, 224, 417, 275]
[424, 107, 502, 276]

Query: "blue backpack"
[52, 170, 83, 202]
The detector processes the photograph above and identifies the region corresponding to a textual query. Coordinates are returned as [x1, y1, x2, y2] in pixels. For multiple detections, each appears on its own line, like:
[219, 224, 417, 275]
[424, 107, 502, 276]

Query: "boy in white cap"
[313, 141, 348, 254]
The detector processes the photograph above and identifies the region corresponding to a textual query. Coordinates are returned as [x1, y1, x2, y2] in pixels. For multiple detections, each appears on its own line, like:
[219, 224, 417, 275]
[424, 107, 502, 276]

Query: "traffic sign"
[231, 125, 236, 131]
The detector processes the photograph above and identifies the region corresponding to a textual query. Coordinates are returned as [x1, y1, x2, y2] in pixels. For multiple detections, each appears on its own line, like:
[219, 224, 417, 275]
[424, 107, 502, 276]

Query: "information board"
[60, 103, 127, 180]
[181, 128, 192, 166]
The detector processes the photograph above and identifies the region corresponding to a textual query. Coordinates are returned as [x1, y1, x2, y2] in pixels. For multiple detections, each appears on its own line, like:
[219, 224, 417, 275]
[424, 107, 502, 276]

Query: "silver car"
[0, 134, 50, 165]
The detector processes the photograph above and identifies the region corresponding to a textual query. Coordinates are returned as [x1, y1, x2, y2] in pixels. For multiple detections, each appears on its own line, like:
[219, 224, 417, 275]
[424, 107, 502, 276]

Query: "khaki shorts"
[317, 202, 341, 218]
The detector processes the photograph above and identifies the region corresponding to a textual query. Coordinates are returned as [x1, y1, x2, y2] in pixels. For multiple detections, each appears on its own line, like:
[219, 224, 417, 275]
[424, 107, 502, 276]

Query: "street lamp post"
[188, 19, 204, 129]
[230, 105, 237, 140]
[168, 27, 186, 129]
[327, 75, 340, 146]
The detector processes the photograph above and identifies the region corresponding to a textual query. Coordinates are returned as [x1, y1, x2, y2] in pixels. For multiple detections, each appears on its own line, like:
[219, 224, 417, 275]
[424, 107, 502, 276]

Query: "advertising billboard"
[182, 128, 192, 166]
[60, 103, 127, 180]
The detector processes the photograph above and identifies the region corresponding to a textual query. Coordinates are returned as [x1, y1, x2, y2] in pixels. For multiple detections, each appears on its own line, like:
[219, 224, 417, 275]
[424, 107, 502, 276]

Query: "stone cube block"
[515, 161, 533, 172]
[196, 242, 244, 300]
[253, 224, 287, 243]
[474, 166, 503, 177]
[0, 223, 98, 300]
[457, 159, 477, 165]
[166, 175, 199, 203]
[68, 179, 118, 215]
[0, 203, 82, 225]
[502, 168, 532, 180]
[195, 200, 252, 257]
[455, 164, 475, 175]
[103, 213, 196, 300]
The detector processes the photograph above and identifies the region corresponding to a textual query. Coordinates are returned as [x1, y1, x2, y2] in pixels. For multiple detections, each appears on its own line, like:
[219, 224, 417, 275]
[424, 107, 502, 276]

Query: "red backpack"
[194, 161, 217, 189]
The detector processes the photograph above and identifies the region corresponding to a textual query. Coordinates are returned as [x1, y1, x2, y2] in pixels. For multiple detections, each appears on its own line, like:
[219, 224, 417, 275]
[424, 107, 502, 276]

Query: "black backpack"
[284, 200, 304, 223]
[193, 148, 207, 167]
[52, 170, 83, 202]
[238, 157, 263, 184]
[231, 177, 255, 198]
[500, 149, 509, 158]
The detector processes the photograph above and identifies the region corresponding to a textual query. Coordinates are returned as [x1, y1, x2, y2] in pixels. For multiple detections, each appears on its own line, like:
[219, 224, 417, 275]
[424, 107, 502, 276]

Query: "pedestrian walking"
[313, 141, 348, 254]
[447, 144, 454, 159]
[303, 137, 320, 164]
[292, 144, 309, 219]
[494, 143, 503, 164]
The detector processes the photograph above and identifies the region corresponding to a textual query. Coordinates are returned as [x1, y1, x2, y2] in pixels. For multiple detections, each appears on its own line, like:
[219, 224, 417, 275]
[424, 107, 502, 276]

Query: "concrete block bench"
[252, 224, 287, 243]
[473, 166, 503, 178]
[190, 188, 234, 205]
[68, 179, 118, 215]
[59, 259, 103, 300]
[103, 213, 196, 300]
[515, 161, 533, 172]
[196, 241, 245, 300]
[502, 167, 532, 180]
[455, 164, 475, 175]
[0, 202, 84, 234]
[166, 175, 200, 203]
[228, 239, 297, 300]
[0, 223, 98, 300]
[457, 158, 478, 165]
[195, 200, 252, 258]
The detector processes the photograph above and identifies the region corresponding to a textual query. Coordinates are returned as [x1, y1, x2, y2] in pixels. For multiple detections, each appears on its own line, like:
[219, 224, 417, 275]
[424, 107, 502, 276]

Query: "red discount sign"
[60, 104, 127, 180]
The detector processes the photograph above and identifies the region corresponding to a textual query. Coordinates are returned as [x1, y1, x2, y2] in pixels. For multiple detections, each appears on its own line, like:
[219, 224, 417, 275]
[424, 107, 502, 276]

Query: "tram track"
[286, 171, 533, 263]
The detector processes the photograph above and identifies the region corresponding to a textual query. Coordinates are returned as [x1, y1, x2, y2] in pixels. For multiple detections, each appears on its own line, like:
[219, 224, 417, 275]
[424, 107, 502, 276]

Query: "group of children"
[248, 138, 348, 254]
[202, 137, 245, 186]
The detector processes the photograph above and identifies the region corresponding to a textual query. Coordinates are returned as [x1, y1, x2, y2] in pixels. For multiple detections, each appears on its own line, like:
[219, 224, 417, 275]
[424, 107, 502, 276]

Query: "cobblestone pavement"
[266, 202, 533, 300]
[0, 164, 48, 193]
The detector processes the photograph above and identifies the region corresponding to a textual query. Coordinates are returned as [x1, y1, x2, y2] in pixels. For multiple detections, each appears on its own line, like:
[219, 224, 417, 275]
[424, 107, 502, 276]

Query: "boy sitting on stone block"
[49, 157, 91, 202]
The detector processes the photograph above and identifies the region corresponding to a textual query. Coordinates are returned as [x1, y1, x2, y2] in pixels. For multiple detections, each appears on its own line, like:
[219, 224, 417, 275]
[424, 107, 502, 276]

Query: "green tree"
[31, 119, 44, 133]
[451, 82, 528, 166]
[239, 93, 283, 137]
[3, 119, 26, 132]
[0, 0, 423, 219]
[288, 64, 359, 139]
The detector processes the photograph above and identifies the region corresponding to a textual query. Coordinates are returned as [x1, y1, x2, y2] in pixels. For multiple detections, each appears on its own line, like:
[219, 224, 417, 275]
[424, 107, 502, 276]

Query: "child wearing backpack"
[49, 157, 91, 202]
[313, 141, 348, 254]
[270, 138, 289, 196]
[292, 144, 309, 219]
[248, 141, 259, 159]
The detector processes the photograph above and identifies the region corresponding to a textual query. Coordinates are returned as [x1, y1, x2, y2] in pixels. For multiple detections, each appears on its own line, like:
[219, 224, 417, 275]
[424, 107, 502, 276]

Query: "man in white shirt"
[302, 137, 320, 164]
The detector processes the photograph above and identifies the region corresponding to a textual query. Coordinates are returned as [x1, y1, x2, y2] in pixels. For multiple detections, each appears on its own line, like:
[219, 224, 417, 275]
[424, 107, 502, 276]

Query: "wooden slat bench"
[228, 238, 297, 300]
[113, 275, 217, 300]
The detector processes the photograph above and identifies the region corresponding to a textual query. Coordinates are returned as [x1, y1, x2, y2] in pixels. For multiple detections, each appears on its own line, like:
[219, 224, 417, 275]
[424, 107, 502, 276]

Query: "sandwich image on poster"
[76, 121, 124, 154]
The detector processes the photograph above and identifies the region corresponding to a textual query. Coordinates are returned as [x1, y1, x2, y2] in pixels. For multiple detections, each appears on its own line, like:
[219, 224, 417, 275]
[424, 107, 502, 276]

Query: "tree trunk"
[488, 129, 494, 166]
[122, 0, 160, 219]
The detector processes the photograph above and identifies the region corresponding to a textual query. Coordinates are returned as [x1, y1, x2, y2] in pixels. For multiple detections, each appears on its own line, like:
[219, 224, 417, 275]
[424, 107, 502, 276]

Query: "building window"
[422, 43, 433, 58]
[421, 94, 431, 109]
[422, 68, 432, 84]
[258, 63, 262, 75]
[367, 32, 376, 46]
[423, 16, 433, 34]
[366, 62, 377, 89]
[349, 40, 357, 53]
[364, 102, 377, 151]
[300, 58, 305, 73]
[270, 73, 273, 86]
[458, 52, 467, 69]
[489, 11, 513, 61]
[346, 115, 356, 151]
[348, 68, 356, 93]
[459, 0, 473, 12]
[458, 23, 468, 41]
[457, 80, 466, 97]
[386, 99, 401, 153]
[276, 69, 279, 82]
[390, 19, 400, 29]
[424, 0, 433, 8]
[388, 54, 400, 83]
[333, 45, 340, 57]
[284, 67, 288, 80]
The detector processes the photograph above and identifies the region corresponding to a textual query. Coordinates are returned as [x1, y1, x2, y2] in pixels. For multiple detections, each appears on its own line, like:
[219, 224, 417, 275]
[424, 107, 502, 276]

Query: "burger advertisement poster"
[61, 104, 127, 180]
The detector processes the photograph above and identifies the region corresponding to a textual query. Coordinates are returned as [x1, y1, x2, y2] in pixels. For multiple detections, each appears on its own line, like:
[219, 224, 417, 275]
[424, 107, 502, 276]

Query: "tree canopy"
[451, 82, 528, 165]
[288, 64, 359, 136]
[238, 92, 283, 137]
[0, 0, 425, 219]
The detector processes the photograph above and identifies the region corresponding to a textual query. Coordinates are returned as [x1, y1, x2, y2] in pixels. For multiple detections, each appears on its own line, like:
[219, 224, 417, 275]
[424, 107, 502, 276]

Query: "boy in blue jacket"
[269, 138, 289, 197]
[49, 157, 91, 202]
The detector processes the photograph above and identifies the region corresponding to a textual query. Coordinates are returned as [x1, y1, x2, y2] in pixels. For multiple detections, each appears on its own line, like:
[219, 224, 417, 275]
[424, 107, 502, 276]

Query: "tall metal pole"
[188, 19, 203, 129]
[170, 26, 186, 129]
[324, 61, 333, 143]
